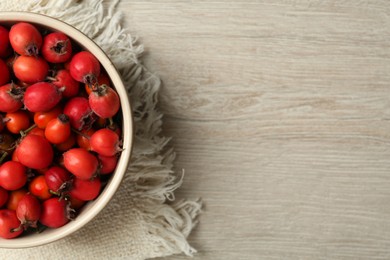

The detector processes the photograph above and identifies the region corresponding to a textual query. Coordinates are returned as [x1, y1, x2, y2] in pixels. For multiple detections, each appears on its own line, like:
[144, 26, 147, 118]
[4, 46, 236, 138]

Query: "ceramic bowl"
[0, 11, 133, 248]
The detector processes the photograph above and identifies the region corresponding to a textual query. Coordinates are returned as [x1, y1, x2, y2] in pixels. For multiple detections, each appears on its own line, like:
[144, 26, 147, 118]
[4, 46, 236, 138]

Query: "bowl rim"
[0, 11, 134, 248]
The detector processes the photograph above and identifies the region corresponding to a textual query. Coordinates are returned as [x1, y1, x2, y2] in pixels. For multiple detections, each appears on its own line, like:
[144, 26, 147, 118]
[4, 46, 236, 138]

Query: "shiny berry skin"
[24, 82, 62, 112]
[63, 148, 98, 180]
[16, 194, 41, 228]
[9, 22, 42, 56]
[39, 198, 70, 228]
[42, 32, 72, 63]
[45, 114, 71, 144]
[50, 69, 80, 98]
[5, 110, 30, 134]
[13, 56, 48, 83]
[69, 51, 100, 84]
[89, 85, 120, 119]
[98, 155, 118, 175]
[69, 177, 101, 201]
[44, 166, 72, 195]
[90, 128, 120, 156]
[0, 209, 23, 239]
[29, 175, 52, 200]
[76, 128, 95, 151]
[6, 189, 27, 211]
[55, 133, 76, 152]
[34, 105, 62, 129]
[0, 83, 24, 113]
[63, 97, 96, 130]
[27, 127, 45, 138]
[0, 161, 27, 191]
[16, 134, 54, 169]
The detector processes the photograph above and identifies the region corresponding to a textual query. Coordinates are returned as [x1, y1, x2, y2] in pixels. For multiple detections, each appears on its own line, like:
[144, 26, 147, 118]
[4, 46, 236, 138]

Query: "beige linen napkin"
[0, 0, 201, 259]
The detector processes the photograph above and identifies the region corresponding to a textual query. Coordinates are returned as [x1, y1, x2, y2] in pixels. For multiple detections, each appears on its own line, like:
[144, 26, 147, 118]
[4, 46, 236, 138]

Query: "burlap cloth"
[0, 0, 202, 259]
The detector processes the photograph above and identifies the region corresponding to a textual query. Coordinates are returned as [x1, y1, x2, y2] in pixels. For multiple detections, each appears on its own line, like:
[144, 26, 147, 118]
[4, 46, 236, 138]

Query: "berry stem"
[20, 124, 37, 137]
[0, 151, 8, 164]
[10, 224, 23, 233]
[46, 76, 57, 82]
[71, 127, 90, 140]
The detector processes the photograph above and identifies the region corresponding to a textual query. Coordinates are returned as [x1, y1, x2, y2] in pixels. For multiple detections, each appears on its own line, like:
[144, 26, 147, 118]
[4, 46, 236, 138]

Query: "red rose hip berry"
[69, 51, 100, 85]
[13, 56, 49, 83]
[0, 83, 24, 113]
[44, 114, 71, 144]
[0, 161, 27, 191]
[16, 134, 54, 169]
[29, 175, 52, 200]
[39, 198, 71, 228]
[50, 69, 80, 98]
[34, 105, 62, 129]
[69, 177, 101, 201]
[89, 84, 120, 119]
[16, 194, 41, 229]
[98, 155, 118, 175]
[0, 209, 23, 239]
[42, 32, 72, 63]
[44, 166, 72, 196]
[9, 22, 42, 56]
[90, 128, 121, 157]
[63, 97, 96, 130]
[63, 148, 99, 180]
[5, 110, 30, 134]
[24, 82, 62, 112]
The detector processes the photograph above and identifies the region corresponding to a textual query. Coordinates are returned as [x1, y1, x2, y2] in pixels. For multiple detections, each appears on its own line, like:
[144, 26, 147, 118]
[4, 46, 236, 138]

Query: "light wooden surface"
[118, 1, 390, 259]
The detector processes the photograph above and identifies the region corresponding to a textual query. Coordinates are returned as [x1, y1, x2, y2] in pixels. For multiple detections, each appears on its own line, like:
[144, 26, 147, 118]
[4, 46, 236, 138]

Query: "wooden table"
[119, 1, 390, 259]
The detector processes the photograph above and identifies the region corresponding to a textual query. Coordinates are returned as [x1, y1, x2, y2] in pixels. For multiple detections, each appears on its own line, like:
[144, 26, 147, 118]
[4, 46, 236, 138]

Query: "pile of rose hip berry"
[0, 22, 122, 239]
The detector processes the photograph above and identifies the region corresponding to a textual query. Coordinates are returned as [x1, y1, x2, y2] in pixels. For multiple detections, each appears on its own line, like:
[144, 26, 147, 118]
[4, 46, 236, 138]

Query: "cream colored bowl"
[0, 12, 133, 248]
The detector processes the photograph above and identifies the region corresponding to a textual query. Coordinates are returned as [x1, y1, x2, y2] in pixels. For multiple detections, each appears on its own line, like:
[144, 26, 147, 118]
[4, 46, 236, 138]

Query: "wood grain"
[117, 1, 390, 259]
